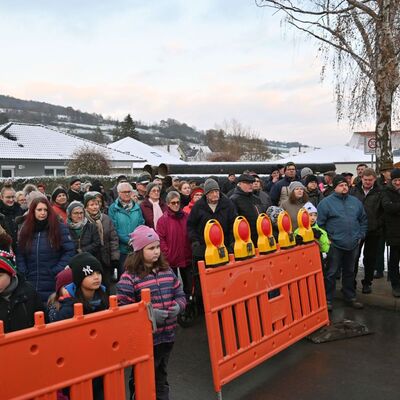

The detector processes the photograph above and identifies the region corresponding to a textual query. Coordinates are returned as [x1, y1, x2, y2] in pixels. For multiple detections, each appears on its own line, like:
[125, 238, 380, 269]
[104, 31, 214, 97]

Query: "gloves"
[153, 309, 168, 326]
[295, 234, 304, 245]
[168, 302, 181, 318]
[312, 227, 322, 239]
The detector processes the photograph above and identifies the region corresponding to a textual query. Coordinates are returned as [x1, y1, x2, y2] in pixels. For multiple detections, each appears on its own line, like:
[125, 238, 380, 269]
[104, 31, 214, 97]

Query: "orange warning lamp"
[256, 213, 277, 254]
[233, 216, 255, 260]
[296, 208, 314, 244]
[203, 219, 229, 267]
[277, 211, 296, 249]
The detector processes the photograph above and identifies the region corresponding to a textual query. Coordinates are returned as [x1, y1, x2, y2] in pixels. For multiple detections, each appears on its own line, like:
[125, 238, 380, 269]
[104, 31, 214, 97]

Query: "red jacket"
[156, 208, 192, 268]
[52, 203, 67, 223]
[140, 198, 168, 229]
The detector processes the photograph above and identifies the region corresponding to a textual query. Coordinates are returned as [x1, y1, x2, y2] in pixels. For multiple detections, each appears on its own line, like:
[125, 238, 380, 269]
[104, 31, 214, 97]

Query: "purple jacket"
[156, 209, 192, 268]
[116, 268, 186, 345]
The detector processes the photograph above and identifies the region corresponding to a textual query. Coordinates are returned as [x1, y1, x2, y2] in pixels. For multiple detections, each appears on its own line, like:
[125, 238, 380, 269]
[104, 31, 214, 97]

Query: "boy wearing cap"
[317, 176, 367, 310]
[0, 232, 43, 333]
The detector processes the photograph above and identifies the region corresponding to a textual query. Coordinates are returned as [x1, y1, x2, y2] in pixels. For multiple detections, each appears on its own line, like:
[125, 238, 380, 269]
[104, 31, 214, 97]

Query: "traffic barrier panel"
[0, 290, 155, 400]
[198, 242, 329, 397]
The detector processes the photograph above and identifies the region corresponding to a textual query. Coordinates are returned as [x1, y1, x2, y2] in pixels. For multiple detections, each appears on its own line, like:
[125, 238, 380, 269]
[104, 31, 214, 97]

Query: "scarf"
[118, 198, 134, 211]
[68, 217, 88, 231]
[149, 198, 163, 228]
[86, 211, 104, 246]
[34, 219, 49, 232]
[0, 275, 19, 301]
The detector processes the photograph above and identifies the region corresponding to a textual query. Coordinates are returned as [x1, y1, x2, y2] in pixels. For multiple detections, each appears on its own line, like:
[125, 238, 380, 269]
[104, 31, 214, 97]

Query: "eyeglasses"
[169, 201, 180, 205]
[71, 211, 84, 215]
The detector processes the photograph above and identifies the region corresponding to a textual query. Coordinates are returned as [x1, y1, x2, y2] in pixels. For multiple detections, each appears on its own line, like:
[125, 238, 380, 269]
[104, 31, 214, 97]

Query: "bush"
[67, 146, 111, 175]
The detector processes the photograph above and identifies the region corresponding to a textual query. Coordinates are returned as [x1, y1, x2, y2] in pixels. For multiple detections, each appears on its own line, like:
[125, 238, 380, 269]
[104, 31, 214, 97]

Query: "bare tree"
[67, 145, 111, 175]
[256, 0, 400, 172]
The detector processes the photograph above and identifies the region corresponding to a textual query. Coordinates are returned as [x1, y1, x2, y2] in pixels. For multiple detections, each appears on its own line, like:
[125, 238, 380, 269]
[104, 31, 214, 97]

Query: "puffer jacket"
[16, 223, 75, 303]
[0, 274, 44, 333]
[350, 182, 383, 235]
[98, 213, 120, 267]
[156, 208, 191, 268]
[68, 222, 101, 257]
[108, 199, 145, 254]
[381, 184, 400, 246]
[317, 192, 368, 251]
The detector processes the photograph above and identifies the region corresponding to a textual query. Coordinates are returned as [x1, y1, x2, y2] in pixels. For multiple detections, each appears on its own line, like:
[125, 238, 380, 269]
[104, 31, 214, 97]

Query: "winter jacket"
[67, 189, 84, 203]
[350, 182, 383, 235]
[317, 192, 368, 251]
[52, 203, 67, 223]
[187, 194, 237, 257]
[108, 199, 145, 254]
[0, 201, 23, 252]
[0, 274, 44, 333]
[253, 189, 272, 212]
[222, 179, 237, 194]
[230, 187, 264, 245]
[270, 176, 298, 206]
[16, 223, 76, 303]
[140, 198, 168, 229]
[306, 189, 324, 207]
[54, 282, 108, 321]
[381, 185, 400, 246]
[156, 209, 192, 268]
[295, 223, 330, 253]
[68, 222, 101, 258]
[281, 199, 308, 231]
[117, 268, 186, 345]
[98, 213, 120, 267]
[183, 201, 195, 215]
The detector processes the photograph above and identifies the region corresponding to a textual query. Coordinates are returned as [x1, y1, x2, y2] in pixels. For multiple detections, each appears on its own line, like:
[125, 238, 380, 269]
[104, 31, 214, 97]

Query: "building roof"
[109, 137, 185, 166]
[277, 145, 387, 164]
[0, 122, 143, 162]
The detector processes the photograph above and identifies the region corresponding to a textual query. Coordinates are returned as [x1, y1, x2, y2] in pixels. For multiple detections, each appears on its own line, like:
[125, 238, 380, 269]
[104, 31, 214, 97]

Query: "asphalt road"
[168, 301, 400, 400]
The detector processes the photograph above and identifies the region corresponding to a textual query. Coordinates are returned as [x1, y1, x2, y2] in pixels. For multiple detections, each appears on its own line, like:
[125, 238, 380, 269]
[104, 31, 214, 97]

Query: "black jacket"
[381, 185, 400, 246]
[0, 201, 23, 252]
[307, 189, 324, 207]
[187, 194, 237, 258]
[68, 222, 101, 258]
[0, 274, 44, 333]
[67, 189, 84, 203]
[350, 182, 383, 235]
[230, 188, 264, 244]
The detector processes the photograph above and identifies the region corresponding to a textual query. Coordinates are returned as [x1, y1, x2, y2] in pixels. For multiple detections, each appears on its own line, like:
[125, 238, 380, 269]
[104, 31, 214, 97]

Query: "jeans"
[325, 245, 358, 303]
[388, 246, 400, 289]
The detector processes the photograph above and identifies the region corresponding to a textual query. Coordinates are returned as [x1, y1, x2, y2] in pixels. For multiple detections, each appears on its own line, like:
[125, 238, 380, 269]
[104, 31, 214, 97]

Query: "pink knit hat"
[130, 225, 160, 252]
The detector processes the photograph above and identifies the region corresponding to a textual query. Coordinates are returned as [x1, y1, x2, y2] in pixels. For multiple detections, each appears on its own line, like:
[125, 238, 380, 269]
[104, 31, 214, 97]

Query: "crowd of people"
[0, 161, 399, 399]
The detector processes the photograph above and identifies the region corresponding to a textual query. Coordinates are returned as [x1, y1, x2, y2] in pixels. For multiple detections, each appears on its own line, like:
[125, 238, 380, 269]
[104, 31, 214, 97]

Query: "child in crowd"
[117, 225, 186, 400]
[296, 202, 330, 259]
[47, 268, 73, 322]
[0, 231, 43, 333]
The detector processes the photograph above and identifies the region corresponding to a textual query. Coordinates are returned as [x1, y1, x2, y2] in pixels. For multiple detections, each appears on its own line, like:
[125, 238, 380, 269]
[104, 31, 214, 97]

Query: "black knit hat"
[69, 252, 103, 288]
[84, 191, 101, 207]
[333, 175, 347, 188]
[391, 168, 400, 180]
[51, 186, 68, 203]
[305, 175, 318, 186]
[69, 176, 81, 186]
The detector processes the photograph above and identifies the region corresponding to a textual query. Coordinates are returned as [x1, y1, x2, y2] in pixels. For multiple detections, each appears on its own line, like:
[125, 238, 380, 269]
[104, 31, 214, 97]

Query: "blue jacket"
[317, 192, 368, 251]
[108, 199, 145, 254]
[16, 223, 75, 303]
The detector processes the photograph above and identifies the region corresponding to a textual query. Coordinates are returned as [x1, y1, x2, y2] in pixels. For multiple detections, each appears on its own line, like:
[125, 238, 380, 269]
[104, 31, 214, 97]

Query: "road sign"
[364, 136, 376, 155]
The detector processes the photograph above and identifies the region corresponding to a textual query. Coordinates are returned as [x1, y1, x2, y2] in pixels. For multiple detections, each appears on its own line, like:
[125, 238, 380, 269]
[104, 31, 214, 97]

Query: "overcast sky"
[0, 0, 371, 146]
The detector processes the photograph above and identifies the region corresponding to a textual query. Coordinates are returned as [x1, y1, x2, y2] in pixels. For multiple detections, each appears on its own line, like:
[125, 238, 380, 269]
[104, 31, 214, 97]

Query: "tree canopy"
[67, 146, 111, 175]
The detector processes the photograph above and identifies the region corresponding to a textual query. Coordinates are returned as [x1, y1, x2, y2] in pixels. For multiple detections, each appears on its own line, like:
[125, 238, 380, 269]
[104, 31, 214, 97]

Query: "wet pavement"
[169, 303, 400, 400]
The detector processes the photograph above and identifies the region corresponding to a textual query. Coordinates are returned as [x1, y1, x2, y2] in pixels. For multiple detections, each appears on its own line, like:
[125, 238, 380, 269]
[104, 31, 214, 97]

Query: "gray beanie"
[26, 191, 46, 208]
[67, 201, 84, 216]
[204, 178, 220, 195]
[288, 181, 305, 194]
[300, 167, 313, 179]
[146, 182, 159, 196]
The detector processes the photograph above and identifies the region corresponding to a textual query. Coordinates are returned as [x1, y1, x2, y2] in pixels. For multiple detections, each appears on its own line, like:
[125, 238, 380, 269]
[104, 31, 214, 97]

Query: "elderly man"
[108, 181, 144, 275]
[230, 174, 264, 245]
[350, 168, 383, 294]
[317, 175, 367, 311]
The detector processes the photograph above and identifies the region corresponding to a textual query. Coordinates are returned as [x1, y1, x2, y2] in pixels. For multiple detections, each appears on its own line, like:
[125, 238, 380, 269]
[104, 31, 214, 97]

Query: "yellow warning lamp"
[203, 219, 229, 267]
[277, 211, 296, 249]
[256, 213, 277, 254]
[233, 216, 255, 260]
[296, 208, 314, 244]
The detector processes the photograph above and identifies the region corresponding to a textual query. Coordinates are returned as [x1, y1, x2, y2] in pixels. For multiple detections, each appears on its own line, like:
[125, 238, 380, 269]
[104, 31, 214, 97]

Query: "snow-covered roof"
[0, 122, 143, 162]
[277, 145, 380, 164]
[153, 144, 183, 161]
[109, 137, 185, 166]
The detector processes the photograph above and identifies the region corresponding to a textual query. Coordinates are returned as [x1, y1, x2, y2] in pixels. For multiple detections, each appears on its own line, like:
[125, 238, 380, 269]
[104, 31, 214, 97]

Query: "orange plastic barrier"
[0, 290, 155, 400]
[198, 243, 329, 396]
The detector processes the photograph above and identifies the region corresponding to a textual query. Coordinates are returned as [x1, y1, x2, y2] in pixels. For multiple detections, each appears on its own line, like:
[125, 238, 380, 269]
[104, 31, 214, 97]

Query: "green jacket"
[295, 223, 330, 253]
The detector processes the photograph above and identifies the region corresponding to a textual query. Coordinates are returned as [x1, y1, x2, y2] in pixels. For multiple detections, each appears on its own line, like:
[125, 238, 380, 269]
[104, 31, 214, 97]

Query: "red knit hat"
[55, 268, 73, 294]
[0, 250, 17, 277]
[190, 187, 204, 200]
